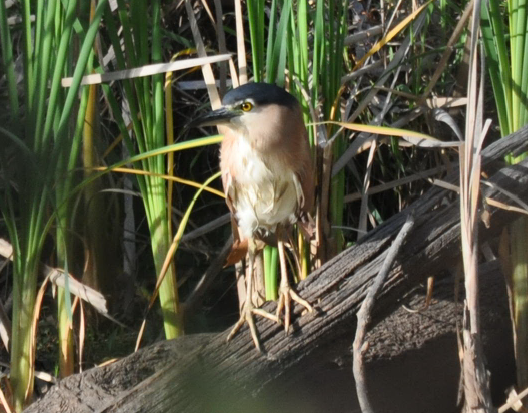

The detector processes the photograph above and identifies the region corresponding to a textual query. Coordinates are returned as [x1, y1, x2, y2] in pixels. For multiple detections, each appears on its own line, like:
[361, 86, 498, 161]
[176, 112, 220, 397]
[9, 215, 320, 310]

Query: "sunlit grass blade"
[266, 0, 292, 85]
[135, 172, 222, 350]
[0, 0, 19, 121]
[92, 167, 225, 198]
[247, 0, 265, 81]
[61, 54, 232, 86]
[321, 121, 460, 147]
[481, 2, 510, 135]
[263, 245, 279, 300]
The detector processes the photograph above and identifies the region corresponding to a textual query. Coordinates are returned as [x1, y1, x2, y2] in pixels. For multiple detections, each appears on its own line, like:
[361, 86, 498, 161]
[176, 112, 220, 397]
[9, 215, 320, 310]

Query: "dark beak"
[190, 106, 239, 128]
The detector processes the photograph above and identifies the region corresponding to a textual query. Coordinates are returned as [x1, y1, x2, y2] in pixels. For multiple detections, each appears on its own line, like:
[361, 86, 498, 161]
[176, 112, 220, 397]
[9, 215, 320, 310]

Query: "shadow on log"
[24, 125, 528, 413]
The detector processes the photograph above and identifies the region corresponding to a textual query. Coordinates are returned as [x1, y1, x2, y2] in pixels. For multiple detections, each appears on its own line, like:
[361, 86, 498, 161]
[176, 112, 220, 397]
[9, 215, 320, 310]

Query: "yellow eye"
[241, 101, 253, 112]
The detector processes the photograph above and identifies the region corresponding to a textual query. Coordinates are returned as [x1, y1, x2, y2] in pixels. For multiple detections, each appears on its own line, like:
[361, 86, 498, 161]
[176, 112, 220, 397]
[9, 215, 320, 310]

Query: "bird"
[192, 82, 314, 351]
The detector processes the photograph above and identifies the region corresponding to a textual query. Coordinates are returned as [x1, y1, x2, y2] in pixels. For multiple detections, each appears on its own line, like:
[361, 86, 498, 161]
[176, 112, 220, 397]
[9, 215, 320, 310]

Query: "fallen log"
[24, 125, 528, 413]
[25, 261, 514, 413]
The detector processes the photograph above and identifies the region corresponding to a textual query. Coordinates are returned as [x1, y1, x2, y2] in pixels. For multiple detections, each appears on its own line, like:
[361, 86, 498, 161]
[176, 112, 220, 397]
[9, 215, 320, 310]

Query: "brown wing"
[220, 169, 249, 266]
[294, 129, 315, 239]
[295, 170, 315, 239]
[221, 135, 259, 264]
[221, 169, 237, 216]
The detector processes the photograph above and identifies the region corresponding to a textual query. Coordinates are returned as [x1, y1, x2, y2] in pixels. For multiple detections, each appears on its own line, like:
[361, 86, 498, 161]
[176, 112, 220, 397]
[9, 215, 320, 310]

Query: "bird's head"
[191, 83, 301, 140]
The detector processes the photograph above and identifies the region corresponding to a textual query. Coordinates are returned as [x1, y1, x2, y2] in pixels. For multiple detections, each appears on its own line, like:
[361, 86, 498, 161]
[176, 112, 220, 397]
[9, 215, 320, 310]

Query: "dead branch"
[353, 212, 415, 413]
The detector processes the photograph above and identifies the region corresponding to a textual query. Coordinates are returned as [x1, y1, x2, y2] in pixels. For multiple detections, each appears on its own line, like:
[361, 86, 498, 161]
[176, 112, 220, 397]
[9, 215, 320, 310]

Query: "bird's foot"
[276, 285, 313, 334]
[227, 300, 280, 352]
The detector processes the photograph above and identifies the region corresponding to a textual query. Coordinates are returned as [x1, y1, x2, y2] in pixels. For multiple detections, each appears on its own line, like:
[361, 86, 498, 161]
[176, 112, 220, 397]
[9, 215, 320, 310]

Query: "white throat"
[231, 135, 299, 239]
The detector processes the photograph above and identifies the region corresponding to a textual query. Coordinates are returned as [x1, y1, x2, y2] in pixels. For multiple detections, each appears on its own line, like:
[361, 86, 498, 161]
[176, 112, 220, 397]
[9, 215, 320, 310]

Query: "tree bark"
[24, 125, 528, 413]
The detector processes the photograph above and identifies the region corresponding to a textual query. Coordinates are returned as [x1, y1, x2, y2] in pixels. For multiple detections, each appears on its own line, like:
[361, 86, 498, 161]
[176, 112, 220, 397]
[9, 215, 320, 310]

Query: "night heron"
[192, 82, 314, 351]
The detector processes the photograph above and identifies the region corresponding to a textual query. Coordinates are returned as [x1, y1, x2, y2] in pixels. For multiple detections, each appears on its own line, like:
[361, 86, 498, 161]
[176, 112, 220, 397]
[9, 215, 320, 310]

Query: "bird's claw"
[227, 301, 280, 352]
[276, 285, 313, 334]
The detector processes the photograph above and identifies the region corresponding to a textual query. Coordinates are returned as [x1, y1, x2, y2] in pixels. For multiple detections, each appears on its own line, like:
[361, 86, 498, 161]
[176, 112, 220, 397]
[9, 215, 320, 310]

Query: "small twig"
[482, 180, 528, 214]
[499, 386, 528, 413]
[353, 211, 415, 413]
[183, 235, 234, 313]
[344, 25, 384, 46]
[181, 213, 231, 243]
[344, 165, 446, 203]
[402, 275, 435, 313]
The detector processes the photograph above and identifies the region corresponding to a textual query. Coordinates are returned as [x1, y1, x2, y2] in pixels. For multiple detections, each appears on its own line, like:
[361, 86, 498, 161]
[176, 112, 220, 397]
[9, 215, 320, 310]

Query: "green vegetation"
[482, 0, 528, 390]
[0, 0, 524, 411]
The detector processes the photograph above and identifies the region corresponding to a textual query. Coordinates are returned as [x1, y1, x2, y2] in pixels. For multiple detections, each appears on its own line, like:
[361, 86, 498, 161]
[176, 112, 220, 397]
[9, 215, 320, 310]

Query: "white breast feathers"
[231, 137, 299, 240]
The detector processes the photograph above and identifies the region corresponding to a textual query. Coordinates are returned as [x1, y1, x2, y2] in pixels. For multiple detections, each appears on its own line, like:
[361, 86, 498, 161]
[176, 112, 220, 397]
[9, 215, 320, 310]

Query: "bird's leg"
[276, 229, 313, 333]
[227, 237, 279, 351]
